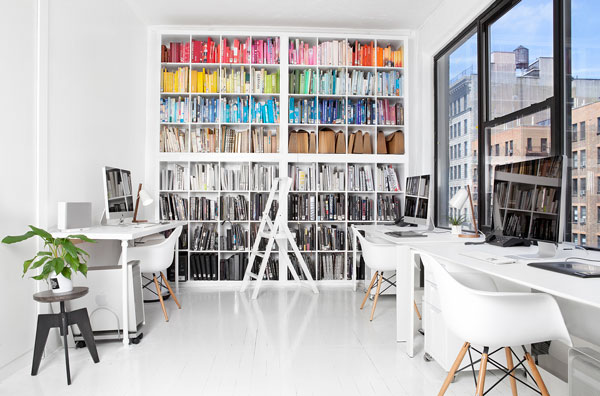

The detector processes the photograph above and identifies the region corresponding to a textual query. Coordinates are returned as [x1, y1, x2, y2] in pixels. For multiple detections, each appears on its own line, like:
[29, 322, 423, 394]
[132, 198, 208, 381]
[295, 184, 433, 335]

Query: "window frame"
[434, 0, 566, 233]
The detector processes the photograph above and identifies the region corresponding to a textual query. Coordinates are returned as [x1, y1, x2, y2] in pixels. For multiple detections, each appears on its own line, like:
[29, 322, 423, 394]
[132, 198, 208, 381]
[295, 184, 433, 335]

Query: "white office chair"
[354, 229, 421, 322]
[420, 252, 572, 396]
[126, 226, 183, 322]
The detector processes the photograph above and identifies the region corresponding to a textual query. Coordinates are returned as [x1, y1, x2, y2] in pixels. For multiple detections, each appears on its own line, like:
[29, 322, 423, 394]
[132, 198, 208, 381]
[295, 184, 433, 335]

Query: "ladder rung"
[255, 252, 264, 258]
[273, 233, 288, 240]
[258, 231, 272, 238]
[248, 273, 259, 280]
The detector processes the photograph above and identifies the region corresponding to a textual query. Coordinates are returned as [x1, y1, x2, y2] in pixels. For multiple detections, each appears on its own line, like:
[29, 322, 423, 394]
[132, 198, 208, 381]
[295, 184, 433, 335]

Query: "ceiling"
[124, 0, 444, 31]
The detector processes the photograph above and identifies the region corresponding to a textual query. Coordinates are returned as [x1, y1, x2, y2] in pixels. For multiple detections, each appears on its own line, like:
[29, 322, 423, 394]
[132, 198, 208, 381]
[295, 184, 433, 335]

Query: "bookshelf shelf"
[154, 32, 409, 285]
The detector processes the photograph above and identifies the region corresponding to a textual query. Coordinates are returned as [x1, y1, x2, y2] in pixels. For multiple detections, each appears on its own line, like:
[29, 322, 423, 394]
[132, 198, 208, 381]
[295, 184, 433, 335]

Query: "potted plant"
[448, 214, 466, 235]
[2, 225, 95, 293]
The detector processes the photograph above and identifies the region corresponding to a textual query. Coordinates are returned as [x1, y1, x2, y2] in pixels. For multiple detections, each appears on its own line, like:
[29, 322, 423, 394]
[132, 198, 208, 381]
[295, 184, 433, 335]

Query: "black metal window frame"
[434, 0, 568, 235]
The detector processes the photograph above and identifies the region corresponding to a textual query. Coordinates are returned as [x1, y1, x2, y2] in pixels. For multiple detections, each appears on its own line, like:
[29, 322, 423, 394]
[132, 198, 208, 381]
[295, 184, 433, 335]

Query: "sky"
[448, 0, 600, 81]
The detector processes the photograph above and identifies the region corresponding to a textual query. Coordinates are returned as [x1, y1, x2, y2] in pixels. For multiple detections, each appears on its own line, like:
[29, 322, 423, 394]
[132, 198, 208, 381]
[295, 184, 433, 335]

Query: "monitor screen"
[491, 156, 563, 243]
[103, 166, 134, 220]
[404, 175, 430, 225]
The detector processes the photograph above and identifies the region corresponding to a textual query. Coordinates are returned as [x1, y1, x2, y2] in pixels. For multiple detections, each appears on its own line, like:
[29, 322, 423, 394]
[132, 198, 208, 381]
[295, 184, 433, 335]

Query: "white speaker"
[57, 202, 92, 231]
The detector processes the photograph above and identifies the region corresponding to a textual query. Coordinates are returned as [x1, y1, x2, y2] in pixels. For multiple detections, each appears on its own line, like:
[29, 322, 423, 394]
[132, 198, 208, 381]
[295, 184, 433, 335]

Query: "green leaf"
[23, 258, 34, 276]
[30, 256, 50, 270]
[64, 254, 79, 272]
[79, 263, 88, 277]
[28, 225, 54, 243]
[2, 231, 36, 244]
[61, 267, 72, 280]
[32, 274, 47, 281]
[52, 258, 65, 276]
[66, 234, 96, 243]
[36, 251, 52, 256]
[74, 247, 90, 258]
[61, 240, 79, 259]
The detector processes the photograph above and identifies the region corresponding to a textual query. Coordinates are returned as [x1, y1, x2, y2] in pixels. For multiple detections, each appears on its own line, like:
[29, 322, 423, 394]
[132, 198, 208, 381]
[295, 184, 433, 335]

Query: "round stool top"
[33, 287, 88, 303]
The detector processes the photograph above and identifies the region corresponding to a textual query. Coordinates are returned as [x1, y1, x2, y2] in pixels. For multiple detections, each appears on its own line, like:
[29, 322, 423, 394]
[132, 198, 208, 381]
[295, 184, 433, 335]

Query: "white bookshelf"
[150, 31, 409, 286]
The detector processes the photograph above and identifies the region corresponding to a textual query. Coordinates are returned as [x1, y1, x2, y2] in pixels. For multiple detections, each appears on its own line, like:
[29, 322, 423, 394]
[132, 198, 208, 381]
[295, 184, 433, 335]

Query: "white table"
[352, 225, 482, 357]
[51, 221, 186, 346]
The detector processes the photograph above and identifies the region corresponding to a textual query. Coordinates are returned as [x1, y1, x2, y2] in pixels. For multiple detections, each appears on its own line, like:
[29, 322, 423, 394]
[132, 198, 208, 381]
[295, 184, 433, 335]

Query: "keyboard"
[460, 251, 517, 265]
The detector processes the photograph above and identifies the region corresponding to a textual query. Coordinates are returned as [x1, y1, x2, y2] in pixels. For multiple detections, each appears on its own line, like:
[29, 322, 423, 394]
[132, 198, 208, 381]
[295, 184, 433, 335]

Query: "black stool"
[32, 287, 99, 385]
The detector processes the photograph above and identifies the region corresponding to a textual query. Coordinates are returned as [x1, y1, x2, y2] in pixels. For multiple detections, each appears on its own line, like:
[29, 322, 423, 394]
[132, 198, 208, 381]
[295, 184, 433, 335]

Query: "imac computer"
[102, 166, 134, 223]
[490, 155, 565, 255]
[404, 175, 431, 226]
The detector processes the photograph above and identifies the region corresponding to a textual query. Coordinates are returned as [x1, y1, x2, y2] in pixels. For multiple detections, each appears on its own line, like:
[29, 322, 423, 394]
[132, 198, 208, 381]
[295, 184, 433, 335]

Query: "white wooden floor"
[0, 287, 561, 395]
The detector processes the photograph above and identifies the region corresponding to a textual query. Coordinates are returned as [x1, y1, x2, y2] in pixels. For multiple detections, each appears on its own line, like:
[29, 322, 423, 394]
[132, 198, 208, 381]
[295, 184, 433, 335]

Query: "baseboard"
[0, 349, 32, 383]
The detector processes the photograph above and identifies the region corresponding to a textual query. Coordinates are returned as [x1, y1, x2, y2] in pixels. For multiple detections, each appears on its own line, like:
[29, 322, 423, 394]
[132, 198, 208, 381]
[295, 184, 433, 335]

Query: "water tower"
[514, 45, 529, 70]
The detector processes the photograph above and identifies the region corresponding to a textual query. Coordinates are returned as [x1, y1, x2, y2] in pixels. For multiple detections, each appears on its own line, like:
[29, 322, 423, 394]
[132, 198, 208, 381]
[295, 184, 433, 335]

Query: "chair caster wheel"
[424, 352, 433, 362]
[418, 328, 425, 336]
[75, 341, 86, 349]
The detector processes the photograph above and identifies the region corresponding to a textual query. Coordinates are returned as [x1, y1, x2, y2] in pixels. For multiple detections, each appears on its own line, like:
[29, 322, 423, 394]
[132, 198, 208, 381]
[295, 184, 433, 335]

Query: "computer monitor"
[491, 155, 563, 243]
[404, 175, 430, 226]
[102, 166, 134, 220]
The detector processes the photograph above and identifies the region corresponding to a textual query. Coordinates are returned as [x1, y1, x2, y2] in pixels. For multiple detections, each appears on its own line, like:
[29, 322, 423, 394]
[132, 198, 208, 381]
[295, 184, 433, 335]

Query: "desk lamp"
[133, 184, 153, 223]
[449, 186, 479, 238]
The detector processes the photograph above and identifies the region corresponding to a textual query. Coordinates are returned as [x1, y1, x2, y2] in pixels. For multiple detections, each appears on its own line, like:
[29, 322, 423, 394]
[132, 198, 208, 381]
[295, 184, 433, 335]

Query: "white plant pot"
[451, 225, 463, 235]
[49, 271, 73, 293]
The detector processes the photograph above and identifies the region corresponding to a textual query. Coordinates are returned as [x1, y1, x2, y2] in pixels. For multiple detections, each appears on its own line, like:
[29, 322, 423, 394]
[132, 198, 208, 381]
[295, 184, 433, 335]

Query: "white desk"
[352, 225, 482, 357]
[51, 221, 186, 346]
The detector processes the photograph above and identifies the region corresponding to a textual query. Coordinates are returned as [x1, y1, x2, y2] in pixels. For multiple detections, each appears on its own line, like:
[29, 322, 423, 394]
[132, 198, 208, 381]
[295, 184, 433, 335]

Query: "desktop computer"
[102, 166, 135, 224]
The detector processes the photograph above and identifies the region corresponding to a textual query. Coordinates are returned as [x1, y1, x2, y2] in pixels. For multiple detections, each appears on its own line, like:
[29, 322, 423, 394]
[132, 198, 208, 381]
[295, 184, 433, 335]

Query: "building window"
[572, 178, 578, 196]
[597, 147, 600, 164]
[573, 151, 578, 169]
[574, 234, 579, 245]
[541, 138, 547, 153]
[464, 120, 468, 136]
[581, 206, 587, 224]
[457, 122, 461, 136]
[495, 144, 499, 156]
[597, 177, 600, 194]
[527, 138, 532, 151]
[581, 150, 587, 168]
[582, 234, 587, 245]
[464, 142, 467, 157]
[597, 206, 600, 223]
[464, 164, 468, 179]
[580, 121, 586, 140]
[505, 141, 509, 156]
[597, 117, 600, 135]
[510, 140, 514, 156]
[581, 177, 587, 197]
[573, 206, 578, 223]
[572, 123, 578, 141]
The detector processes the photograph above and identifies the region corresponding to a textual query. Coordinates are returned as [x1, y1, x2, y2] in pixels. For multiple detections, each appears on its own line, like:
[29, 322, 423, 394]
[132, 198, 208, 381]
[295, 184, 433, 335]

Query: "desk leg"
[353, 231, 357, 292]
[396, 246, 415, 357]
[175, 242, 179, 293]
[121, 240, 129, 347]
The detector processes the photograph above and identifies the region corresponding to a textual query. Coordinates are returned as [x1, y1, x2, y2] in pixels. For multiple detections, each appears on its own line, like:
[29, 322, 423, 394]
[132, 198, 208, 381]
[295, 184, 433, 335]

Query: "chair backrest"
[131, 226, 183, 273]
[354, 229, 401, 272]
[420, 252, 572, 347]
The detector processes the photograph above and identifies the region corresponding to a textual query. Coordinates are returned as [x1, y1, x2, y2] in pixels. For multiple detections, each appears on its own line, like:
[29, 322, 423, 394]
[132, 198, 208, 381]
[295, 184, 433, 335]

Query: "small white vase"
[451, 225, 462, 235]
[49, 271, 73, 293]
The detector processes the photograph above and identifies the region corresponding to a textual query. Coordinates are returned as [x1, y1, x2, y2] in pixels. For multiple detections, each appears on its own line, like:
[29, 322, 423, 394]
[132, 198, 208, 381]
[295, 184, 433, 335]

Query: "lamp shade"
[449, 187, 468, 210]
[138, 189, 154, 206]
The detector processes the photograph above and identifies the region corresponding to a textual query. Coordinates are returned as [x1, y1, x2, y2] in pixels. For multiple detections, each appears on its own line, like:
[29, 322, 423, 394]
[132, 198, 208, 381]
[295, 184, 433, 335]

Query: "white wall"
[47, 0, 147, 226]
[412, 0, 495, 177]
[0, 0, 38, 375]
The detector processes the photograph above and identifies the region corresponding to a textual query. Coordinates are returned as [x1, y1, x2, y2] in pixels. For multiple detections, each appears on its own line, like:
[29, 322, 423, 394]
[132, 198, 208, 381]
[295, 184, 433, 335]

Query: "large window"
[435, 30, 478, 229]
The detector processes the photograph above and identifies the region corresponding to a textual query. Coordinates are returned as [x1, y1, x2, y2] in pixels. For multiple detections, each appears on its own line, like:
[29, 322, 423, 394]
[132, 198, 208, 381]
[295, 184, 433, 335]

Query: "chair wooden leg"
[525, 352, 550, 396]
[438, 342, 470, 396]
[476, 347, 489, 396]
[153, 276, 169, 322]
[360, 272, 378, 310]
[505, 347, 518, 396]
[414, 300, 422, 320]
[160, 272, 181, 309]
[370, 272, 384, 321]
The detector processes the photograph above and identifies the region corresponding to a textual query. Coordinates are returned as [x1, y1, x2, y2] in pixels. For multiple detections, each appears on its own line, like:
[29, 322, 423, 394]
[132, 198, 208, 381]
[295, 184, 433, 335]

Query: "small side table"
[32, 287, 99, 385]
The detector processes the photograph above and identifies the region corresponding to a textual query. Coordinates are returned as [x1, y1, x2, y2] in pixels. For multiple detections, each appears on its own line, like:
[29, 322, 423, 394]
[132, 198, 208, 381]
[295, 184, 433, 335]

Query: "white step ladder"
[240, 177, 319, 299]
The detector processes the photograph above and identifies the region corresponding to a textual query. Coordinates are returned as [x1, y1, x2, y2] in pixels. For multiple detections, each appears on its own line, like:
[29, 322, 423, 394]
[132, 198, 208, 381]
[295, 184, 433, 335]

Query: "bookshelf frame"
[148, 30, 410, 286]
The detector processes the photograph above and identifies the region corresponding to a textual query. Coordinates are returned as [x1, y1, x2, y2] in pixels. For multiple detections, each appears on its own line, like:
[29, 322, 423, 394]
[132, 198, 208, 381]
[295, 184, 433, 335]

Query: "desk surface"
[356, 224, 485, 244]
[414, 242, 600, 310]
[49, 221, 187, 240]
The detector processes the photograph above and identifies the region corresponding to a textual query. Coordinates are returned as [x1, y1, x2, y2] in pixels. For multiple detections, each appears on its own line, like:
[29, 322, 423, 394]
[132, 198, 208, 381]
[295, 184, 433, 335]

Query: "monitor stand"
[508, 241, 557, 260]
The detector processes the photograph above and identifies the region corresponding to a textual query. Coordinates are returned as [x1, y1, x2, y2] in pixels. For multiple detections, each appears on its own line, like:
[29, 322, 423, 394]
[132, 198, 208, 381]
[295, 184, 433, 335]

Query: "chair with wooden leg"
[355, 230, 421, 322]
[125, 226, 183, 322]
[420, 252, 572, 396]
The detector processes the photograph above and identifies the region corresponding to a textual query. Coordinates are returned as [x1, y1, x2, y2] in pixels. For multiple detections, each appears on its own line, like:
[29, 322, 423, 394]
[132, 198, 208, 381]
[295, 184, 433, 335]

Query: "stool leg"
[31, 314, 59, 376]
[154, 275, 169, 321]
[69, 309, 99, 363]
[60, 302, 71, 385]
[160, 272, 181, 309]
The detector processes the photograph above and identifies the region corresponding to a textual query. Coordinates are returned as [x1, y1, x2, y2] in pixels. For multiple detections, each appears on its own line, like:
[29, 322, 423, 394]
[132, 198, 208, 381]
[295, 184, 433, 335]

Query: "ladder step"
[273, 233, 288, 240]
[248, 273, 259, 280]
[255, 252, 264, 258]
[258, 231, 273, 238]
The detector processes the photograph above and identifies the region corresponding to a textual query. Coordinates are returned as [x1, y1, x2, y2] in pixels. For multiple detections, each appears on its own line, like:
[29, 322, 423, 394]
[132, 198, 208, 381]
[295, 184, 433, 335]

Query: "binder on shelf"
[318, 129, 336, 154]
[385, 131, 405, 154]
[352, 131, 363, 154]
[377, 131, 387, 154]
[335, 131, 346, 154]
